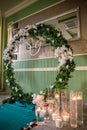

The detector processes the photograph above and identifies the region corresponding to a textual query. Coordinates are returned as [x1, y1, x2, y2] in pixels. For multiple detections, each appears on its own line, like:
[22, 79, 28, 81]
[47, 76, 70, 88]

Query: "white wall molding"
[14, 66, 87, 72]
[75, 66, 87, 71]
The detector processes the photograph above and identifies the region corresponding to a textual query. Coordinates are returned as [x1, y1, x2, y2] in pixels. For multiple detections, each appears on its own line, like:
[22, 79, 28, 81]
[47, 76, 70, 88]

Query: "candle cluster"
[70, 91, 83, 128]
[34, 90, 83, 129]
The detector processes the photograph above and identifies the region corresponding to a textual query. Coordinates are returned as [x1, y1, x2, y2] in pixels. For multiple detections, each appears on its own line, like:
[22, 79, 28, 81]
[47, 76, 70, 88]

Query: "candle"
[63, 115, 69, 122]
[55, 93, 59, 99]
[55, 118, 63, 128]
[49, 108, 53, 114]
[35, 106, 41, 121]
[40, 109, 45, 116]
[52, 113, 57, 120]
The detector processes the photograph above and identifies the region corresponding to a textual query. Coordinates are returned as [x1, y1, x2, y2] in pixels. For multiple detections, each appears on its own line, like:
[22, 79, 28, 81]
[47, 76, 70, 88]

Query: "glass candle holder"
[55, 116, 63, 128]
[62, 112, 69, 122]
[70, 91, 77, 128]
[77, 91, 83, 125]
[61, 91, 68, 117]
[35, 106, 44, 122]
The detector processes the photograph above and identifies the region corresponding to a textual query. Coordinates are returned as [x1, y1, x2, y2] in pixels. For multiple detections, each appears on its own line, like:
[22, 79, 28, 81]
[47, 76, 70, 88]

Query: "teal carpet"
[0, 101, 36, 130]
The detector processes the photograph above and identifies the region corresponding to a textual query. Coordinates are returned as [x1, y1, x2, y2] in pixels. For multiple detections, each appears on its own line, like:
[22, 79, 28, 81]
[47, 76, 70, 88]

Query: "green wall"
[13, 58, 58, 93]
[6, 0, 61, 23]
[13, 55, 87, 102]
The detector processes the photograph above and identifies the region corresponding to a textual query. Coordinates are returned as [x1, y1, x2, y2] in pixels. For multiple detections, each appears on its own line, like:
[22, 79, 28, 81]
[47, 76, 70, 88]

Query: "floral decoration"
[3, 23, 75, 103]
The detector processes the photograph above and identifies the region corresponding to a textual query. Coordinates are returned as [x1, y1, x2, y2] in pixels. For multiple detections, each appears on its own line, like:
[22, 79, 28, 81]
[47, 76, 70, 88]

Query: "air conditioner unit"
[62, 18, 77, 30]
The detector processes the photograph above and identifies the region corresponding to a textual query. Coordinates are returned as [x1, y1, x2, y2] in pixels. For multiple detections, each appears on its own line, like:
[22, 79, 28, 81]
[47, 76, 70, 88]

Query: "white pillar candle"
[52, 113, 57, 120]
[55, 93, 59, 100]
[55, 118, 63, 128]
[49, 108, 53, 115]
[63, 115, 69, 122]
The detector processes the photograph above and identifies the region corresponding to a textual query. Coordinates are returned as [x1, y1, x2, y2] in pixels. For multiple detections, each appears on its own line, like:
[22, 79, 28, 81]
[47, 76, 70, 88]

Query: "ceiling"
[0, 0, 27, 14]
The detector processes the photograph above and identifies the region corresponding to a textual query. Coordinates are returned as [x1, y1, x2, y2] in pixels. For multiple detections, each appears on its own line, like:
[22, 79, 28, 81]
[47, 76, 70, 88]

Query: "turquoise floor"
[0, 102, 36, 130]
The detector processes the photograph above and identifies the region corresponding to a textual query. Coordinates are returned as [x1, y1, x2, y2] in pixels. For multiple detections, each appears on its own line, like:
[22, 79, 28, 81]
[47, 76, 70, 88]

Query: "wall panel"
[13, 55, 87, 102]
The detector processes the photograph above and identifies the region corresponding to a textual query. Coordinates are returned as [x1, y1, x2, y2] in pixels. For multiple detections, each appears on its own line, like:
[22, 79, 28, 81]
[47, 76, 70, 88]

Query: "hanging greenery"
[3, 23, 75, 103]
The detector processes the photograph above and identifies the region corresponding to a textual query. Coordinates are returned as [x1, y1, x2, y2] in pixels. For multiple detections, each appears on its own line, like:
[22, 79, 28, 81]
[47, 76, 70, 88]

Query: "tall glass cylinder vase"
[61, 91, 69, 122]
[77, 91, 83, 125]
[54, 90, 63, 116]
[70, 91, 77, 128]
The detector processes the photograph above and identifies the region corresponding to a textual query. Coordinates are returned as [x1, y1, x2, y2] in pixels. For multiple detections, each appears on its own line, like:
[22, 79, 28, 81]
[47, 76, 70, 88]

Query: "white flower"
[52, 40, 54, 43]
[32, 93, 36, 98]
[59, 57, 66, 66]
[61, 45, 67, 52]
[34, 30, 37, 33]
[12, 87, 14, 90]
[14, 33, 19, 39]
[50, 85, 54, 89]
[12, 97, 15, 100]
[32, 94, 44, 106]
[10, 76, 13, 78]
[32, 99, 36, 104]
[59, 78, 62, 82]
[57, 33, 61, 37]
[40, 91, 43, 94]
[32, 24, 37, 29]
[66, 65, 69, 69]
[54, 47, 62, 57]
[47, 28, 49, 31]
[15, 87, 19, 92]
[6, 79, 9, 83]
[19, 94, 22, 97]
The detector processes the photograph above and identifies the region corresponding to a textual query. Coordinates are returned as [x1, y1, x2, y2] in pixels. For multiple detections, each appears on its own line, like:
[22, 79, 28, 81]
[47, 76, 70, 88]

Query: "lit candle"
[35, 106, 41, 122]
[63, 115, 69, 122]
[55, 93, 59, 99]
[49, 108, 53, 114]
[55, 117, 63, 128]
[40, 109, 45, 116]
[52, 113, 57, 120]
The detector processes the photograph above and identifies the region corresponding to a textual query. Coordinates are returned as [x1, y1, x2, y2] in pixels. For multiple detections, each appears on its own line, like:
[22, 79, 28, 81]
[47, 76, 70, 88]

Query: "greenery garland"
[3, 23, 75, 103]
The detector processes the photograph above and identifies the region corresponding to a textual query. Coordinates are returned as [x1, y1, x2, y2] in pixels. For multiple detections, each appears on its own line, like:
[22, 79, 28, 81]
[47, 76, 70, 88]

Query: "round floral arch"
[3, 23, 75, 103]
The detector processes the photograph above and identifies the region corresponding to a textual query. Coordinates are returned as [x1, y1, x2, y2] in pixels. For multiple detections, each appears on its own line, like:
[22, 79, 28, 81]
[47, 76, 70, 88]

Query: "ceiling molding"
[5, 0, 37, 17]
